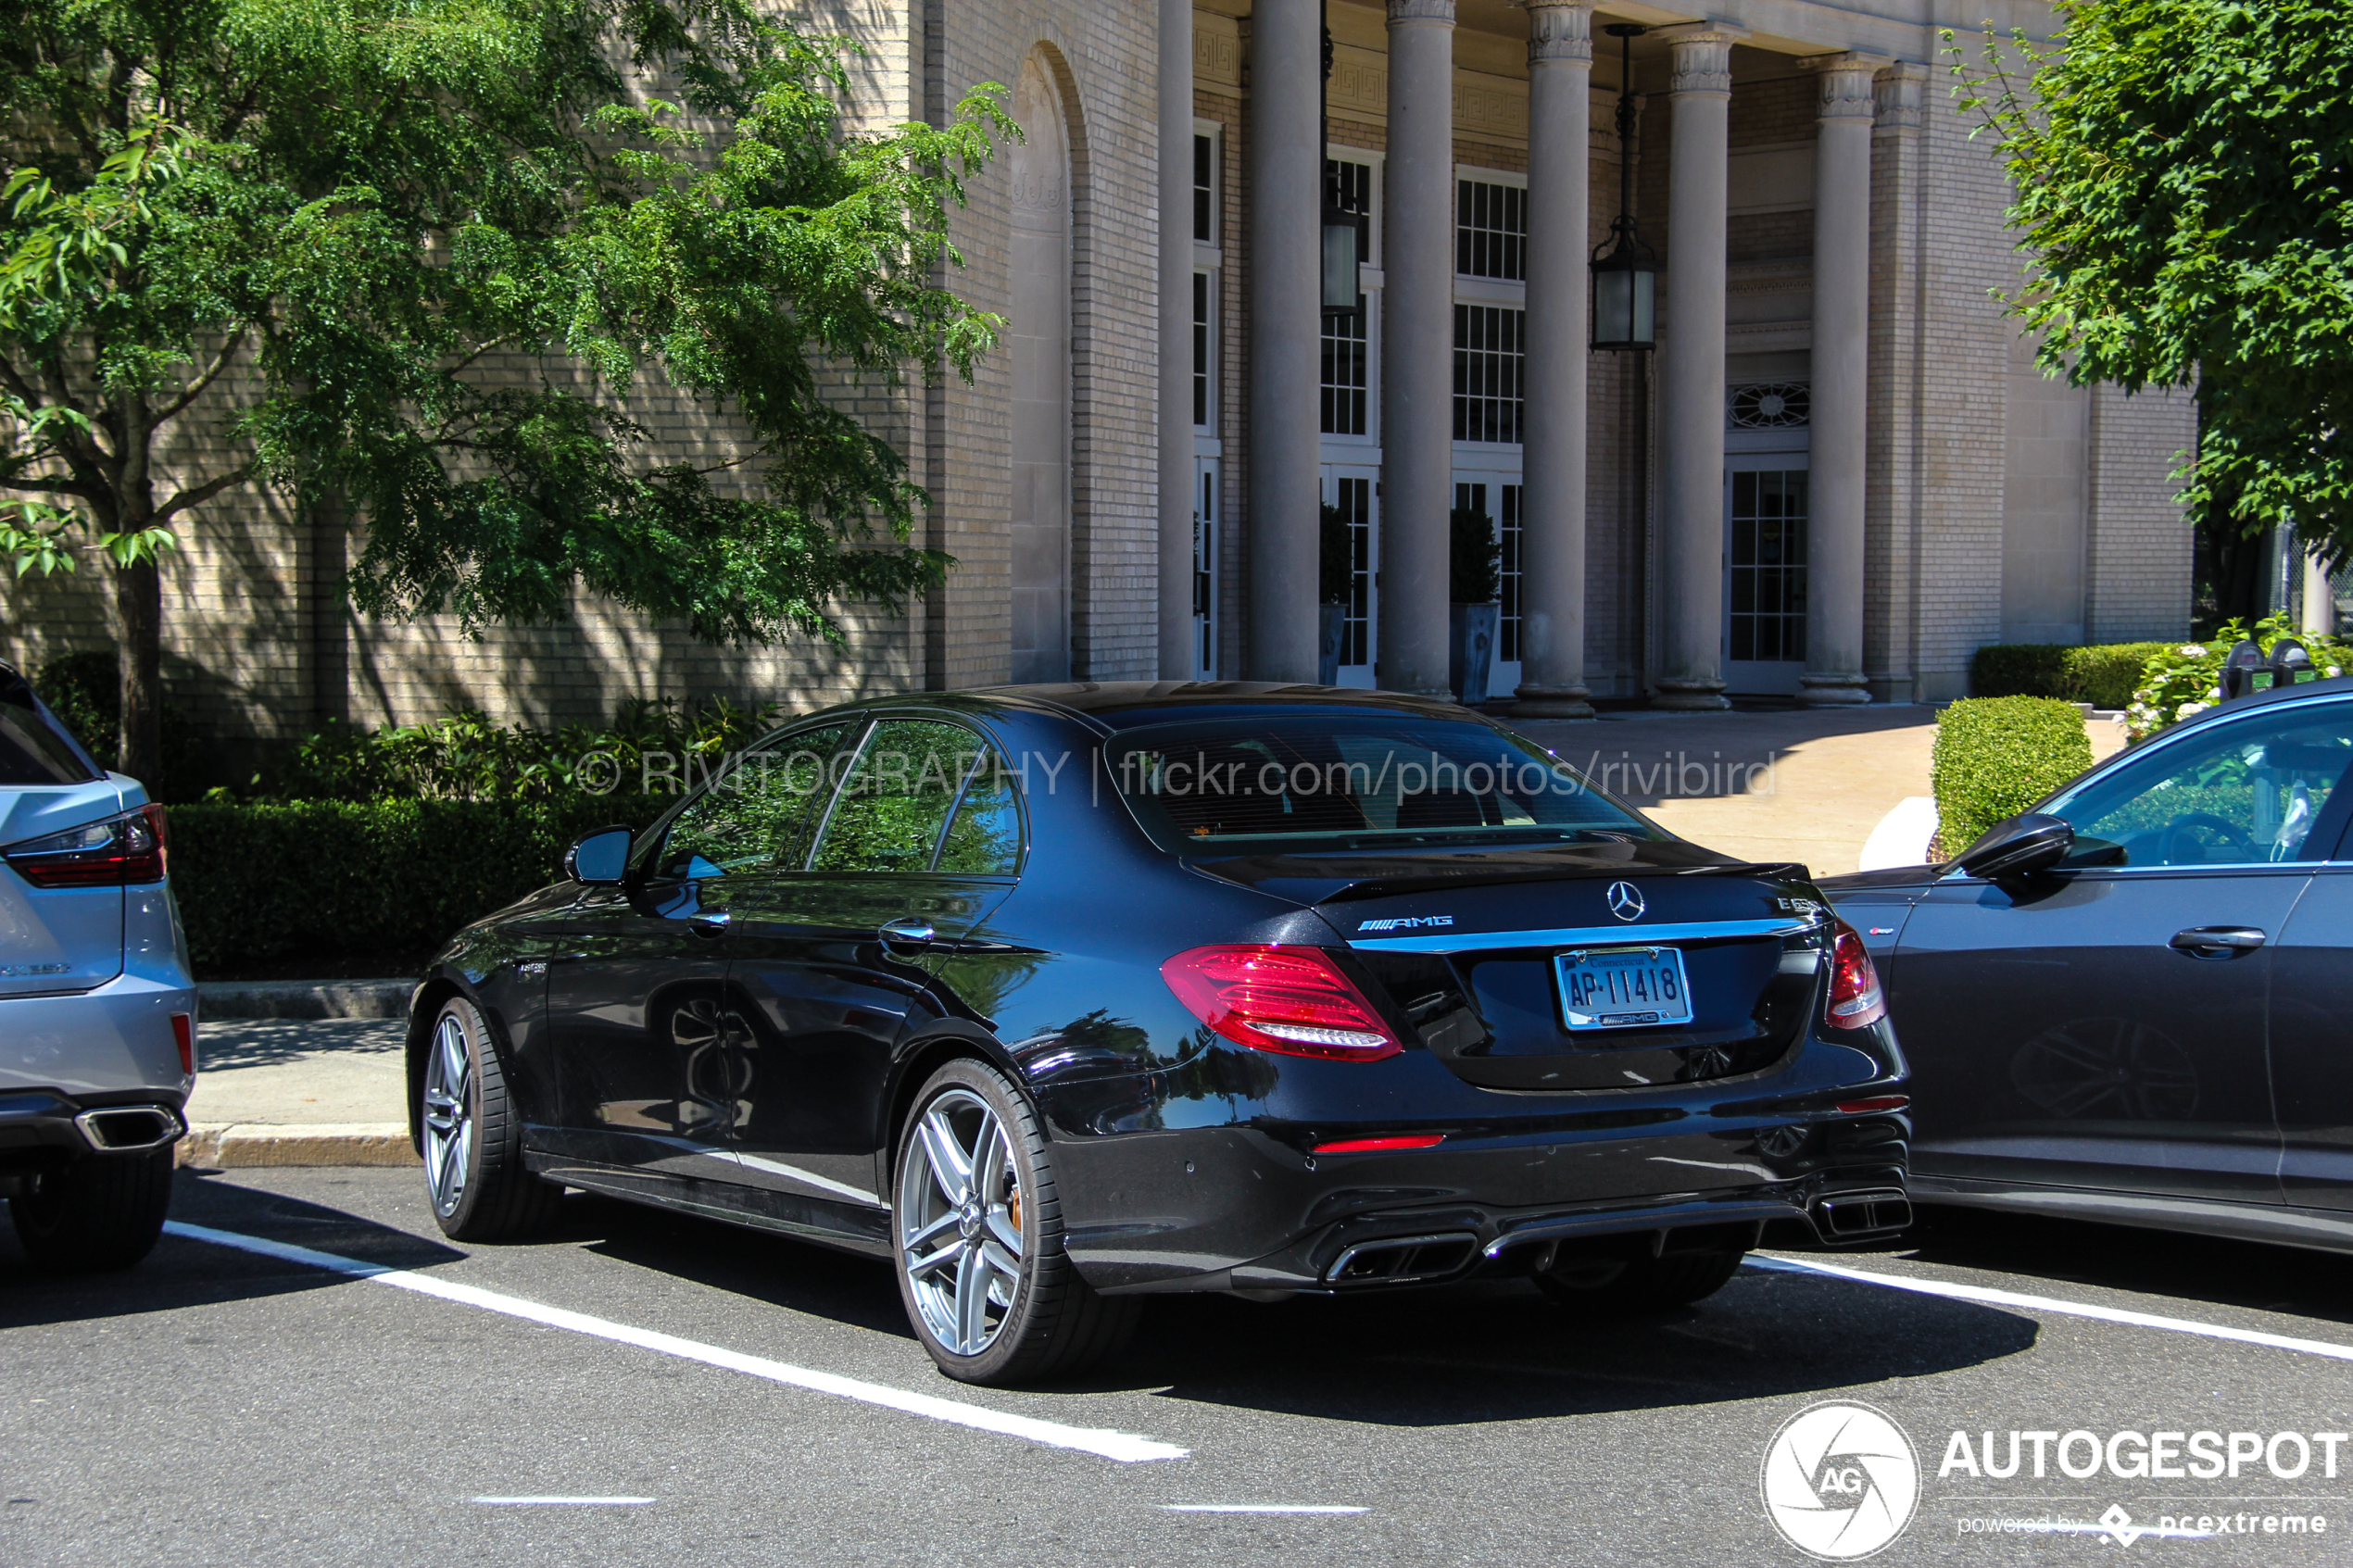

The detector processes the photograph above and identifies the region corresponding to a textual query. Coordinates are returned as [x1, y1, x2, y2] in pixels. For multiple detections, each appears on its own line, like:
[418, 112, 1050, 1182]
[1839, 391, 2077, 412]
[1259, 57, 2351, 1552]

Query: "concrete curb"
[198, 980, 416, 1021]
[180, 1123, 417, 1169]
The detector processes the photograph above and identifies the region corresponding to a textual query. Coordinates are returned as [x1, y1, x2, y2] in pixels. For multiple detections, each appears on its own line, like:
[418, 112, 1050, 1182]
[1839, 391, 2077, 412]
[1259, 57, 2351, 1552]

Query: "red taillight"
[1314, 1134, 1445, 1154]
[1826, 922, 1886, 1030]
[171, 1012, 195, 1076]
[1161, 945, 1403, 1061]
[1835, 1095, 1907, 1114]
[2, 803, 168, 887]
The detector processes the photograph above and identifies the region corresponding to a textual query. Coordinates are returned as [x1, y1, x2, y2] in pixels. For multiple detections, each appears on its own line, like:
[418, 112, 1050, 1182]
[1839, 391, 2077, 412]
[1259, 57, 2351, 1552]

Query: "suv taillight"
[1161, 945, 1403, 1061]
[1825, 921, 1886, 1030]
[2, 803, 169, 887]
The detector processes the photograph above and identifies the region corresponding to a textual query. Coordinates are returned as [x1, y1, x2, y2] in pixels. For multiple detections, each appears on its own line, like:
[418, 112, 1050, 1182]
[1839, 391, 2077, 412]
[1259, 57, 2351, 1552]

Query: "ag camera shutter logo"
[1761, 1401, 1920, 1560]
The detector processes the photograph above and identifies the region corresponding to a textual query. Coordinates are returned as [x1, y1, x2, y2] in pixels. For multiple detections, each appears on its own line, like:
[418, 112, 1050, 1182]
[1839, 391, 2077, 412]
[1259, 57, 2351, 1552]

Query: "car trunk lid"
[0, 779, 131, 998]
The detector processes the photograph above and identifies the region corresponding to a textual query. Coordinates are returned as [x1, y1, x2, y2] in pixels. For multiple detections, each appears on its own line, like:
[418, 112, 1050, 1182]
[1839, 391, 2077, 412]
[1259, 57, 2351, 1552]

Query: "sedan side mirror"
[1951, 812, 2074, 881]
[565, 825, 635, 885]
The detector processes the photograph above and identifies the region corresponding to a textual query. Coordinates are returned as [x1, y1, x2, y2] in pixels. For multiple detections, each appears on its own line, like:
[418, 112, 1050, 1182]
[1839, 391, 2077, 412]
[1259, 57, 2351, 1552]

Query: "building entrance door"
[1722, 454, 1810, 697]
[1192, 457, 1219, 680]
[1322, 468, 1378, 687]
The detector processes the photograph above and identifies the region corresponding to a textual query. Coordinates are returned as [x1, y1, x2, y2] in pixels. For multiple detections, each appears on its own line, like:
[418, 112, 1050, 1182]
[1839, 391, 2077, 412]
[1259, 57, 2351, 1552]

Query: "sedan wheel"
[891, 1059, 1139, 1386]
[418, 996, 563, 1243]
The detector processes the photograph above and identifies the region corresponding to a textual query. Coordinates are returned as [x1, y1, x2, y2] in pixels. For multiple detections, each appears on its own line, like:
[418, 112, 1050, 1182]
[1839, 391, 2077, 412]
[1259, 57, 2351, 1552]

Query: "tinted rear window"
[1109, 714, 1662, 856]
[0, 685, 100, 785]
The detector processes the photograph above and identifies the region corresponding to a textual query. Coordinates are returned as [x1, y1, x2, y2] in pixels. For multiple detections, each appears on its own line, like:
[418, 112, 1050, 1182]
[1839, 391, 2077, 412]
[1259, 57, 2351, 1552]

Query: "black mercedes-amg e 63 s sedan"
[405, 684, 1910, 1385]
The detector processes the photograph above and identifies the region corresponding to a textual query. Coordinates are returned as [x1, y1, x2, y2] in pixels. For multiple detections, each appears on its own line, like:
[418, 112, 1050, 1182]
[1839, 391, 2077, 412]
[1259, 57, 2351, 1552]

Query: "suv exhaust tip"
[73, 1105, 185, 1153]
[1811, 1187, 1911, 1243]
[1325, 1232, 1480, 1287]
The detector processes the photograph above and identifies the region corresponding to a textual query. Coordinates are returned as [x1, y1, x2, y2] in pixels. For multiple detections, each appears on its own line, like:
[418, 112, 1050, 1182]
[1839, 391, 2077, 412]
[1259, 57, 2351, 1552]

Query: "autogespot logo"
[1762, 1401, 1922, 1561]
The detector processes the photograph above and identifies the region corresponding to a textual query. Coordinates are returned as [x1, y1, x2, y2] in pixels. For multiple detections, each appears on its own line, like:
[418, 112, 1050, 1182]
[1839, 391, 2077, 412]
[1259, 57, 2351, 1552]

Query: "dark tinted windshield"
[1109, 713, 1663, 855]
[0, 672, 100, 785]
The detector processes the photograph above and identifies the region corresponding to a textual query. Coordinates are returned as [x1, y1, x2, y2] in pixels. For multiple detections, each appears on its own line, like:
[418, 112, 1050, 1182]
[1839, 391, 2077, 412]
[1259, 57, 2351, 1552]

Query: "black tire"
[891, 1058, 1139, 1386]
[1536, 1248, 1745, 1314]
[419, 995, 563, 1243]
[10, 1148, 175, 1273]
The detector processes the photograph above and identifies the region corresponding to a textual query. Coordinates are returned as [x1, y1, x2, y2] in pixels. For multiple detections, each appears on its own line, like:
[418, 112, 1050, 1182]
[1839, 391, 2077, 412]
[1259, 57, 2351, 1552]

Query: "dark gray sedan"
[1823, 675, 2353, 1253]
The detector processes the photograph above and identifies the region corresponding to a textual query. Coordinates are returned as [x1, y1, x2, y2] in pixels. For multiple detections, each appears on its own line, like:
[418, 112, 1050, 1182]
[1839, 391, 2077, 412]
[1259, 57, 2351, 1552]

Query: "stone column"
[1376, 0, 1457, 698]
[1797, 51, 1887, 707]
[1651, 23, 1744, 710]
[1159, 0, 1196, 679]
[1865, 61, 1928, 702]
[1511, 1, 1596, 719]
[2305, 550, 2337, 636]
[1247, 0, 1324, 681]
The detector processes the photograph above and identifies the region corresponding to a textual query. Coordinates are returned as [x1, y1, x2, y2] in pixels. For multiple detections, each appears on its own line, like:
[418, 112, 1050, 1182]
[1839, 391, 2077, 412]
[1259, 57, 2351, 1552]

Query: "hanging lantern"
[1591, 23, 1659, 352]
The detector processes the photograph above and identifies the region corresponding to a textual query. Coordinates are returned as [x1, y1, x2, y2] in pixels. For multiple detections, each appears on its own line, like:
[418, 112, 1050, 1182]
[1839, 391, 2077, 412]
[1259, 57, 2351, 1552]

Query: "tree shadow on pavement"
[0, 1170, 464, 1330]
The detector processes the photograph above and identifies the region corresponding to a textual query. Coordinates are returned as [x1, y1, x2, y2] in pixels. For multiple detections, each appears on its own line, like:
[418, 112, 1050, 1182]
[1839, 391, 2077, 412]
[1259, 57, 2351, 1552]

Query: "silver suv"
[0, 661, 195, 1270]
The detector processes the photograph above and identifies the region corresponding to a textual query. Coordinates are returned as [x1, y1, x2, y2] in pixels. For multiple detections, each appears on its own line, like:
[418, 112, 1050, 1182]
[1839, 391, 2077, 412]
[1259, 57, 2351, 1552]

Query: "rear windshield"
[1109, 714, 1664, 856]
[0, 680, 100, 785]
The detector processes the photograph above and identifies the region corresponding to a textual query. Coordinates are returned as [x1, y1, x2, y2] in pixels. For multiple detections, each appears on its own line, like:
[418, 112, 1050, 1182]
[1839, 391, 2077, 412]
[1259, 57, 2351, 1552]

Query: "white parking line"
[472, 1497, 654, 1506]
[162, 1221, 1188, 1464]
[1751, 1253, 2353, 1364]
[1161, 1505, 1368, 1515]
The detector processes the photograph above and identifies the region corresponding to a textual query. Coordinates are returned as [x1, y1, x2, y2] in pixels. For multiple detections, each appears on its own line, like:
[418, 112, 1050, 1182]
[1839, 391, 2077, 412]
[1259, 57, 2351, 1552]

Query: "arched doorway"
[1009, 55, 1073, 683]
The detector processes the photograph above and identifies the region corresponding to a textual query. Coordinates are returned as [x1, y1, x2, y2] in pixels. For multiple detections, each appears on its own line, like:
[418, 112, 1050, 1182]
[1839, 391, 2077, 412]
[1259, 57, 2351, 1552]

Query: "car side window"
[809, 720, 993, 874]
[936, 753, 1024, 875]
[655, 722, 855, 880]
[2054, 703, 2353, 868]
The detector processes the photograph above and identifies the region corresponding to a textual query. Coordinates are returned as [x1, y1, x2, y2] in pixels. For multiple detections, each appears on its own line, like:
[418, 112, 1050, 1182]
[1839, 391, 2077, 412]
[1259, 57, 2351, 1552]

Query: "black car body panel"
[411, 684, 1909, 1293]
[1821, 676, 2353, 1256]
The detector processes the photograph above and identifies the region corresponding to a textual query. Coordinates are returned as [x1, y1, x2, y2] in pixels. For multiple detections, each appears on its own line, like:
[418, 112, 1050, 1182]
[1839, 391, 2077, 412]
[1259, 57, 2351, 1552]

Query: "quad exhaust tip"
[1812, 1187, 1912, 1240]
[1325, 1232, 1481, 1286]
[73, 1106, 185, 1154]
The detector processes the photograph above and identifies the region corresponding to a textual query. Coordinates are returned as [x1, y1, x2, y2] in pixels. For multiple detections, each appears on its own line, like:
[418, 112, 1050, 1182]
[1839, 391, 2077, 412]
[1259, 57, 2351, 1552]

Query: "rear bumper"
[0, 967, 197, 1103]
[1038, 1040, 1910, 1296]
[0, 1091, 186, 1189]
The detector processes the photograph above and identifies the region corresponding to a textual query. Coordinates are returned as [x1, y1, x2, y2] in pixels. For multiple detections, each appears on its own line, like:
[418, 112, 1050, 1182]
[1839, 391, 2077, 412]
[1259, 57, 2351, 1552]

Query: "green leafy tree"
[0, 0, 1010, 787]
[1949, 2, 2353, 570]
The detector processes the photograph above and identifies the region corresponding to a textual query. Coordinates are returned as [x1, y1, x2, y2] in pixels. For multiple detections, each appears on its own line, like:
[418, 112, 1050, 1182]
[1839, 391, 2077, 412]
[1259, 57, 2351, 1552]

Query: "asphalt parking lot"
[6, 1169, 2352, 1566]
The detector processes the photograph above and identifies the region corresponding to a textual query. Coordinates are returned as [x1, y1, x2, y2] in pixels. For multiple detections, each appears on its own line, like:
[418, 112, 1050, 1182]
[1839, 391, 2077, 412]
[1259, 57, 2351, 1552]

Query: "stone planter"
[1450, 602, 1500, 706]
[1317, 602, 1347, 685]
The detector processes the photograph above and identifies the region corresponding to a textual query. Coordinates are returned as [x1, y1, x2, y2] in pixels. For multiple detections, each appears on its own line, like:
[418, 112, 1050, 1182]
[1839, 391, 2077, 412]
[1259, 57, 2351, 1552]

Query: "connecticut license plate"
[1555, 947, 1694, 1031]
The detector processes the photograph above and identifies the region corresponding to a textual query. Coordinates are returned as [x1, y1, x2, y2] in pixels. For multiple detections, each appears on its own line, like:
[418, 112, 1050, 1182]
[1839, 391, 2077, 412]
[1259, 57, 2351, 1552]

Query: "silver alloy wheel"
[897, 1086, 1024, 1357]
[421, 1012, 473, 1218]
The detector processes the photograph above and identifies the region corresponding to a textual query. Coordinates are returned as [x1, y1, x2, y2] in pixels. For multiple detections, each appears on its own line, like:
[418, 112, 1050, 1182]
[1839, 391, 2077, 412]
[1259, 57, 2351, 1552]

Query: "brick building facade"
[0, 0, 2197, 755]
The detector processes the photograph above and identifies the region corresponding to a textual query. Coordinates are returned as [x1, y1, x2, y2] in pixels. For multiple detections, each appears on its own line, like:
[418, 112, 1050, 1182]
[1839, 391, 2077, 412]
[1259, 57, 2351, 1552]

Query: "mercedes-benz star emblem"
[1606, 881, 1646, 922]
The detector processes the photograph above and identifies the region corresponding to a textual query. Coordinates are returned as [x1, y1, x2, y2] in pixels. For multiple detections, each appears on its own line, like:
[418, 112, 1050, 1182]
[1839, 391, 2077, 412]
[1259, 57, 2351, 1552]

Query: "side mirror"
[1952, 812, 2074, 881]
[565, 825, 635, 885]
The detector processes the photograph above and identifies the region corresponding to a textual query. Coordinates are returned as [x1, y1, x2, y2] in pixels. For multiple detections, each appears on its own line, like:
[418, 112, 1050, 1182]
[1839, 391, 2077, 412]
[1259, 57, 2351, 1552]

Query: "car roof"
[945, 682, 1480, 734]
[2155, 669, 2353, 740]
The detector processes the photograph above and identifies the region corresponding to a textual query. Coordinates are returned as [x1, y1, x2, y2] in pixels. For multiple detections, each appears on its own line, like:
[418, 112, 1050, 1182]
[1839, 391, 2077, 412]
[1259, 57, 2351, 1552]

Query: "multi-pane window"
[1728, 470, 1810, 663]
[1456, 180, 1527, 281]
[1193, 133, 1216, 244]
[1191, 271, 1214, 429]
[1193, 461, 1218, 679]
[1332, 476, 1374, 668]
[1453, 306, 1525, 444]
[1321, 157, 1376, 437]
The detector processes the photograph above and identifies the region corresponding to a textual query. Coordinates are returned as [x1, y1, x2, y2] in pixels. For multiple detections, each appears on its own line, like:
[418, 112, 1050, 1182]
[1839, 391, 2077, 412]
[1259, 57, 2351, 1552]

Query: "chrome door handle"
[688, 916, 729, 939]
[878, 917, 937, 952]
[2169, 926, 2267, 960]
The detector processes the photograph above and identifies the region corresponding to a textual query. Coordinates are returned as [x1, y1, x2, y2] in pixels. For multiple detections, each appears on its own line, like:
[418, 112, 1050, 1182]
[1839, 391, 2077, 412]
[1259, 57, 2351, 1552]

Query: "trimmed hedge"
[171, 795, 669, 971]
[1931, 696, 2094, 859]
[1969, 641, 2171, 711]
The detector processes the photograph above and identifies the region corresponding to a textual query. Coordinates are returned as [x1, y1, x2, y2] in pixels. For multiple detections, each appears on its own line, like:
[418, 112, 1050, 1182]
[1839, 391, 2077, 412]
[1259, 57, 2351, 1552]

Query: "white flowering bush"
[2124, 613, 2353, 741]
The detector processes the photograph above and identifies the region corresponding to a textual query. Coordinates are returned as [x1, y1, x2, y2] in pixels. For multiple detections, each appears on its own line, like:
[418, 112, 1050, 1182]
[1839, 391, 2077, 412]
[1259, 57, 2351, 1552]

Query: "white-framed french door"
[1722, 450, 1811, 696]
[1322, 466, 1379, 688]
[1451, 470, 1524, 696]
[1191, 456, 1220, 680]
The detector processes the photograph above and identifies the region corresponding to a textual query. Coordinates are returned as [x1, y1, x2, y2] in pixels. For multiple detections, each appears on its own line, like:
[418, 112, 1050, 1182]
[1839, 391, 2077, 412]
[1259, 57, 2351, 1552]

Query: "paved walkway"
[1509, 704, 2125, 875]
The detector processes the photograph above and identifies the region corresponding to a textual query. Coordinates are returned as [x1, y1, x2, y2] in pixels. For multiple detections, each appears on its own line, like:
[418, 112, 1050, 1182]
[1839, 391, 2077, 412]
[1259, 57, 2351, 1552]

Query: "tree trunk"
[114, 557, 164, 792]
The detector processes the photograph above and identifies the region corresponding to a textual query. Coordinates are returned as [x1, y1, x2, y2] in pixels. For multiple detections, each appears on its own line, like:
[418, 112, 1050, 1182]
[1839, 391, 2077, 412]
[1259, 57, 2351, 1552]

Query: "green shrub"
[1969, 641, 2172, 710]
[1931, 696, 2095, 858]
[33, 650, 206, 800]
[171, 795, 669, 972]
[2126, 613, 2353, 740]
[1449, 507, 1500, 605]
